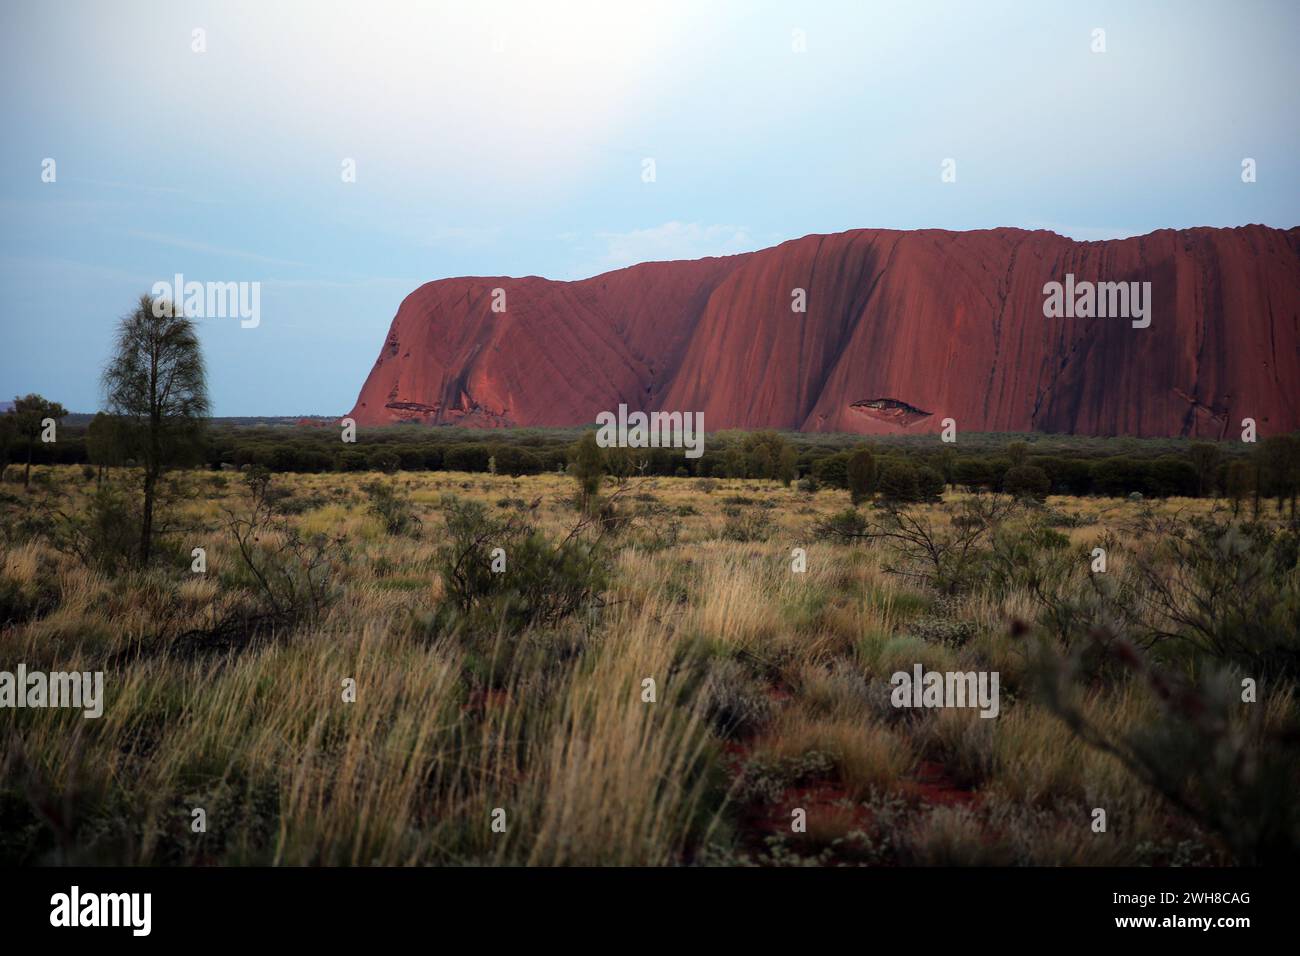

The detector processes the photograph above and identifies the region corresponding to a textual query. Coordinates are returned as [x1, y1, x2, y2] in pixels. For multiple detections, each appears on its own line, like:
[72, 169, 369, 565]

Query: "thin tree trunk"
[140, 467, 156, 564]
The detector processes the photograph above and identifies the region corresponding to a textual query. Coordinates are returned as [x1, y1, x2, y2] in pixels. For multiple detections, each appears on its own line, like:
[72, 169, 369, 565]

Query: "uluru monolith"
[349, 225, 1300, 437]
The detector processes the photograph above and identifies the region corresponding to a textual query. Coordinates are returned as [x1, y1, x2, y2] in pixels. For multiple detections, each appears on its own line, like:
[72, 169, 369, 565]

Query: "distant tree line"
[5, 406, 1299, 508]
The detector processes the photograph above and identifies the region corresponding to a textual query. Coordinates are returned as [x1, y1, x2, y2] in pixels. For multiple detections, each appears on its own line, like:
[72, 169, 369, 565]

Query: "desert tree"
[85, 412, 127, 487]
[739, 430, 797, 485]
[846, 448, 876, 505]
[1256, 434, 1300, 518]
[776, 442, 798, 486]
[876, 458, 920, 503]
[1187, 442, 1221, 498]
[0, 410, 15, 476]
[102, 294, 210, 563]
[11, 393, 68, 486]
[569, 430, 605, 515]
[1225, 459, 1253, 518]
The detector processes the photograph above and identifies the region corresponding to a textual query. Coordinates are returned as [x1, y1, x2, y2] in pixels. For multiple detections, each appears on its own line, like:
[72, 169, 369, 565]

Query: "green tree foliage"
[733, 431, 796, 483]
[435, 496, 606, 640]
[811, 451, 852, 489]
[0, 410, 17, 473]
[367, 447, 401, 473]
[1226, 459, 1254, 517]
[952, 457, 993, 492]
[363, 480, 421, 535]
[1089, 457, 1147, 497]
[570, 431, 605, 514]
[1002, 464, 1051, 501]
[1188, 442, 1222, 497]
[1147, 456, 1199, 498]
[85, 412, 127, 486]
[916, 465, 946, 502]
[776, 442, 798, 486]
[846, 448, 876, 505]
[491, 444, 544, 477]
[876, 459, 920, 503]
[101, 295, 210, 563]
[11, 393, 68, 486]
[1257, 435, 1300, 517]
[443, 443, 491, 473]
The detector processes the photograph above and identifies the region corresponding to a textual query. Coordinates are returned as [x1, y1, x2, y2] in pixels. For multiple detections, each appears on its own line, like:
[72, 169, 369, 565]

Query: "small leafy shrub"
[909, 613, 978, 647]
[224, 471, 344, 628]
[811, 508, 869, 541]
[720, 508, 773, 543]
[53, 483, 139, 573]
[736, 751, 836, 804]
[1124, 516, 1300, 677]
[363, 480, 421, 536]
[435, 496, 606, 635]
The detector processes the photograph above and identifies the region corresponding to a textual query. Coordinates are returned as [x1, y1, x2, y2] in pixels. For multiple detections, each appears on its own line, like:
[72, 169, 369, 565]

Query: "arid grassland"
[2, 465, 1298, 866]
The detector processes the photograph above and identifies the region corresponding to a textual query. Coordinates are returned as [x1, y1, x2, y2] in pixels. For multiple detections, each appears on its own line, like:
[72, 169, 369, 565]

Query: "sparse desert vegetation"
[2, 456, 1296, 866]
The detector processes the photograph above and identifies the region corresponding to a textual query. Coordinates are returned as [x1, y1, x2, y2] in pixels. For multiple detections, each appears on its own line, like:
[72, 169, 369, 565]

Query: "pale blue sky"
[2, 0, 1297, 415]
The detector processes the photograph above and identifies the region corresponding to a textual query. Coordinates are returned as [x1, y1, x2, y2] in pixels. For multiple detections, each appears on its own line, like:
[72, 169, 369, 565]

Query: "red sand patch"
[905, 760, 979, 807]
[720, 682, 988, 862]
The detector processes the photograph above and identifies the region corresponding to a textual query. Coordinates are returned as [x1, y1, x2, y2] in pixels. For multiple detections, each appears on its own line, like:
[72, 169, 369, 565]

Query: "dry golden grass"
[0, 464, 1294, 866]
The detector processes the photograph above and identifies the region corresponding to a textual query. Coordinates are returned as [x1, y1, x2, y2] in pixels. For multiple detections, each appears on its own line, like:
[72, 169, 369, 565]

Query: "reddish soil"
[722, 687, 983, 864]
[905, 760, 979, 808]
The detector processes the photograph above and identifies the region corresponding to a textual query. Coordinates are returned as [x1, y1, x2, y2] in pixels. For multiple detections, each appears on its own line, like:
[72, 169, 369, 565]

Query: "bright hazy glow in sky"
[2, 0, 1297, 414]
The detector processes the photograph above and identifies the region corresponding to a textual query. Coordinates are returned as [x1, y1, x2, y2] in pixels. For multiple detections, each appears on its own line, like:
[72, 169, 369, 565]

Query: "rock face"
[348, 225, 1300, 437]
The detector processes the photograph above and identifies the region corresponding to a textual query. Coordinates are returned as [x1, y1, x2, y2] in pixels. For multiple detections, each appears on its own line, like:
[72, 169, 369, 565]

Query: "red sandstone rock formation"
[348, 225, 1299, 437]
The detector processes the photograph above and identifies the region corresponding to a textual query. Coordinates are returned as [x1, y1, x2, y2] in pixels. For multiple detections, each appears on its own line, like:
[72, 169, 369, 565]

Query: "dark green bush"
[363, 480, 421, 535]
[444, 444, 492, 473]
[847, 449, 876, 505]
[1003, 465, 1051, 501]
[916, 465, 946, 501]
[811, 508, 870, 541]
[435, 496, 606, 636]
[952, 457, 993, 492]
[877, 460, 920, 503]
[811, 452, 852, 490]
